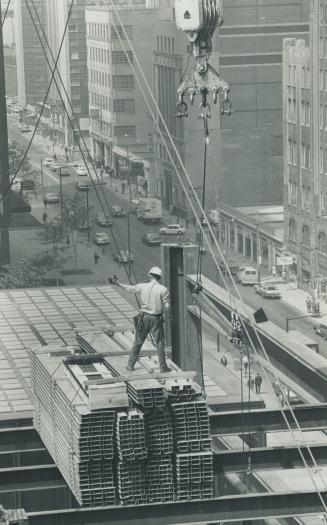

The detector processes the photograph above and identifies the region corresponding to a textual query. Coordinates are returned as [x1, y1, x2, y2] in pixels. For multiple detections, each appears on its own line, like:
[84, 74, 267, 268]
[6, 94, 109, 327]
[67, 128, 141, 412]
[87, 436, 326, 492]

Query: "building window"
[112, 50, 133, 65]
[289, 218, 297, 241]
[318, 231, 327, 253]
[302, 224, 310, 247]
[114, 125, 136, 137]
[301, 143, 311, 169]
[111, 25, 133, 40]
[113, 75, 134, 90]
[288, 139, 296, 165]
[113, 99, 135, 113]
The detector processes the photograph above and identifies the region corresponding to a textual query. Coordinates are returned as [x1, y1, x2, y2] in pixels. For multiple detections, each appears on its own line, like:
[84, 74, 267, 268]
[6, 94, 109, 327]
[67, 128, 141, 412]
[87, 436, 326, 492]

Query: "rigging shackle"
[221, 87, 232, 115]
[175, 99, 188, 118]
[199, 101, 211, 137]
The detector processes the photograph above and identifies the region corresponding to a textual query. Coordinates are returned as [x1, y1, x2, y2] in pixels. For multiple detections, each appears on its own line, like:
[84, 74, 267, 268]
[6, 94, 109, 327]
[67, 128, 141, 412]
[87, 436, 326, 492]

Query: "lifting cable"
[0, 0, 75, 205]
[109, 5, 327, 513]
[1, 0, 11, 27]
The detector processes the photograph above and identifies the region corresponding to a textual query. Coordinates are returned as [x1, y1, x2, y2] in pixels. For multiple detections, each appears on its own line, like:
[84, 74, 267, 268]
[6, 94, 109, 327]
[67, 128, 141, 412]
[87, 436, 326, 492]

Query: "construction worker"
[113, 267, 172, 372]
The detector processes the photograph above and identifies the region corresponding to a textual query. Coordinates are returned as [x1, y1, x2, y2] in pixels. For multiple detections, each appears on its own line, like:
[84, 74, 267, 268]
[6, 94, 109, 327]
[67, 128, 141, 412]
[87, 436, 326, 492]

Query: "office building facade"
[283, 0, 327, 288]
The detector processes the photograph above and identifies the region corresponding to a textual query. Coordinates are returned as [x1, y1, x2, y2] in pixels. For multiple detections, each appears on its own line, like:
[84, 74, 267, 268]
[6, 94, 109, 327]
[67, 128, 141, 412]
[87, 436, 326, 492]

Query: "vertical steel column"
[162, 244, 203, 384]
[0, 0, 11, 269]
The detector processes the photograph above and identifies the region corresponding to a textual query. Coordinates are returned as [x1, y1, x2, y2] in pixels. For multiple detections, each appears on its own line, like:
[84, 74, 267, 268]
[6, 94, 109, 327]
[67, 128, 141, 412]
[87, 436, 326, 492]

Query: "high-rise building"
[215, 0, 310, 207]
[85, 1, 158, 174]
[46, 0, 89, 146]
[14, 0, 49, 107]
[283, 0, 327, 288]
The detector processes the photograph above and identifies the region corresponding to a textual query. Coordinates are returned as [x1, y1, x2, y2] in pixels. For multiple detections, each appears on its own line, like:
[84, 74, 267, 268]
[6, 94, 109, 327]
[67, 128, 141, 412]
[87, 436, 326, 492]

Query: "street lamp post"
[40, 158, 44, 201]
[86, 187, 90, 242]
[127, 211, 131, 279]
[256, 211, 261, 286]
[59, 167, 63, 221]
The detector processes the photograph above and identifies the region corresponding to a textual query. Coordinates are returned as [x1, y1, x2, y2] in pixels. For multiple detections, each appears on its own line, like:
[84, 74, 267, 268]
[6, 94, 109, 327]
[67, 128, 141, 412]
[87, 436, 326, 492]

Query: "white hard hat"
[149, 266, 162, 277]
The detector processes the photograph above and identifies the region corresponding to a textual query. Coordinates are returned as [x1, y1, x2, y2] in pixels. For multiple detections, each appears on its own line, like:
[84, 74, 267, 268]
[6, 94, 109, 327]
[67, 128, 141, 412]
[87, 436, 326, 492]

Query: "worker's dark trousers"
[128, 313, 167, 370]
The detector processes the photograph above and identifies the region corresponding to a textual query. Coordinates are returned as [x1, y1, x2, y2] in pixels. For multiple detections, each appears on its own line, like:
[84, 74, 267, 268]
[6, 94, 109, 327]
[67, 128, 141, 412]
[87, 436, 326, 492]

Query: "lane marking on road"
[30, 161, 58, 183]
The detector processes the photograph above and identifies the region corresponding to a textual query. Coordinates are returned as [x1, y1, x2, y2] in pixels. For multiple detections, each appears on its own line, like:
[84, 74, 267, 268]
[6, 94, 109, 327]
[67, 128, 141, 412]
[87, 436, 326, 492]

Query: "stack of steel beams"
[116, 409, 148, 461]
[146, 456, 175, 503]
[127, 379, 165, 409]
[144, 408, 173, 456]
[117, 461, 147, 505]
[170, 398, 213, 498]
[164, 379, 201, 401]
[31, 349, 118, 506]
[175, 452, 214, 500]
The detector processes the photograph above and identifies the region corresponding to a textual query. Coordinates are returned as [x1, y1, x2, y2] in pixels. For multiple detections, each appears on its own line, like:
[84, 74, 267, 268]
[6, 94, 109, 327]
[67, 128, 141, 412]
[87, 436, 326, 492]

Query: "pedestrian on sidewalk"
[242, 354, 249, 376]
[254, 372, 263, 394]
[66, 236, 70, 248]
[42, 211, 48, 223]
[43, 198, 48, 209]
[306, 296, 312, 313]
[272, 265, 276, 278]
[247, 376, 254, 390]
[220, 355, 228, 367]
[94, 251, 100, 265]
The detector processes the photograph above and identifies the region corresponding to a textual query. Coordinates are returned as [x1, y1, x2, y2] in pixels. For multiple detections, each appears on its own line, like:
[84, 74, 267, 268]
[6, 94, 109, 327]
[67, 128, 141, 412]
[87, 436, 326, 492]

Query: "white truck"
[137, 197, 162, 223]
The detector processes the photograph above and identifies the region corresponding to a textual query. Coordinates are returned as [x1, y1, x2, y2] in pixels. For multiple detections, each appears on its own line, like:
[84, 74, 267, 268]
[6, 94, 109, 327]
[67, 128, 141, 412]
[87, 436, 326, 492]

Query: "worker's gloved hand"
[109, 275, 119, 285]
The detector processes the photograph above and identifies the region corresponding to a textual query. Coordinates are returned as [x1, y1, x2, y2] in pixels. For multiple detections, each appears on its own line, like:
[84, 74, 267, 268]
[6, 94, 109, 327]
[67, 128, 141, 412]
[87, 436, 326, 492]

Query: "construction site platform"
[0, 284, 263, 423]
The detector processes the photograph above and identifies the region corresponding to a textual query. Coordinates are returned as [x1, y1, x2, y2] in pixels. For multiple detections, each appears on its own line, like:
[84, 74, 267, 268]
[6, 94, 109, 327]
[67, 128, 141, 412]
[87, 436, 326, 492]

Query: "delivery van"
[236, 266, 258, 286]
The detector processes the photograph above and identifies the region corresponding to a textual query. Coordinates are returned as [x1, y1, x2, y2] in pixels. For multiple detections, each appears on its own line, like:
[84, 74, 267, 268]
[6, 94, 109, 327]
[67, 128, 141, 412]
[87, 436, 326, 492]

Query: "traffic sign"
[277, 256, 293, 266]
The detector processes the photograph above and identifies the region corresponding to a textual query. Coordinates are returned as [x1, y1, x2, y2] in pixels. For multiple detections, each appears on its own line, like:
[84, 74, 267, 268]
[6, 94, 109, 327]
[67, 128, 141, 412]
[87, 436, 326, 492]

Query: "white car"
[94, 232, 111, 245]
[76, 165, 88, 176]
[160, 224, 186, 235]
[43, 158, 54, 168]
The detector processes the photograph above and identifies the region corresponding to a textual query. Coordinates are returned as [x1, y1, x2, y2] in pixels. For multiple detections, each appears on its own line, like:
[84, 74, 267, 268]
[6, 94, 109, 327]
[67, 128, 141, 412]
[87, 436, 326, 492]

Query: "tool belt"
[133, 311, 164, 329]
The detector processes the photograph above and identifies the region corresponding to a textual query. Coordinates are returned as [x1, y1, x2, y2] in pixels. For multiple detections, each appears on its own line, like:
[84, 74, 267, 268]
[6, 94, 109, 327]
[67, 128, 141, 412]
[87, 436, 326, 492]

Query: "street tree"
[36, 219, 68, 282]
[0, 251, 63, 289]
[8, 140, 41, 201]
[62, 193, 93, 268]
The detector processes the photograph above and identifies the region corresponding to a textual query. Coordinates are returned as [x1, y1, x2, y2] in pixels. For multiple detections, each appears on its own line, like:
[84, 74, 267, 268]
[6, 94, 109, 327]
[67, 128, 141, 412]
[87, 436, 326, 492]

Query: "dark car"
[141, 232, 162, 246]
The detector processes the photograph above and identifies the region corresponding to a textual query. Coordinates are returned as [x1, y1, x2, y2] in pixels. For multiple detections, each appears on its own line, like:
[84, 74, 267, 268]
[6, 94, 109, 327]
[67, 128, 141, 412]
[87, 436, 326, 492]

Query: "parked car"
[76, 165, 88, 176]
[42, 158, 54, 168]
[95, 213, 114, 227]
[111, 204, 126, 217]
[94, 232, 110, 245]
[113, 250, 134, 264]
[77, 221, 90, 232]
[235, 266, 258, 286]
[218, 260, 242, 276]
[141, 232, 162, 246]
[160, 224, 186, 235]
[19, 124, 31, 132]
[272, 382, 304, 406]
[254, 283, 281, 299]
[44, 192, 59, 204]
[313, 322, 327, 338]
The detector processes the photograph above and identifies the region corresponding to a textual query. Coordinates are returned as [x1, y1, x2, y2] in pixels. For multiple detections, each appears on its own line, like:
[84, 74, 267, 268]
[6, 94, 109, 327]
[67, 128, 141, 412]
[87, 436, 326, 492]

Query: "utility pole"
[127, 211, 131, 279]
[86, 187, 90, 242]
[59, 167, 63, 221]
[256, 210, 261, 286]
[0, 0, 11, 270]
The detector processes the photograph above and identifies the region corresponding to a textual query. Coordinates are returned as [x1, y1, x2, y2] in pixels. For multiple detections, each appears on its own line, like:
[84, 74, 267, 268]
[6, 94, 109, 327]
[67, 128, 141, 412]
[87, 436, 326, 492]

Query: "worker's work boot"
[126, 366, 134, 372]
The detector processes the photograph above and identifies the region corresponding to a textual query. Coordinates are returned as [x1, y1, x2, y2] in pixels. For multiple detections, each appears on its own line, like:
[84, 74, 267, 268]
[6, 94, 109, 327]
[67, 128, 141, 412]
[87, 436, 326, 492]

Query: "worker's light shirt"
[128, 280, 170, 315]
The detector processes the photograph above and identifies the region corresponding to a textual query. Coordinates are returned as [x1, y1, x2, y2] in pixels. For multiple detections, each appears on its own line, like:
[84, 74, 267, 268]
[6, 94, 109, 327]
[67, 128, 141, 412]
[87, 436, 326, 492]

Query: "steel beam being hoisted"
[175, 0, 232, 118]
